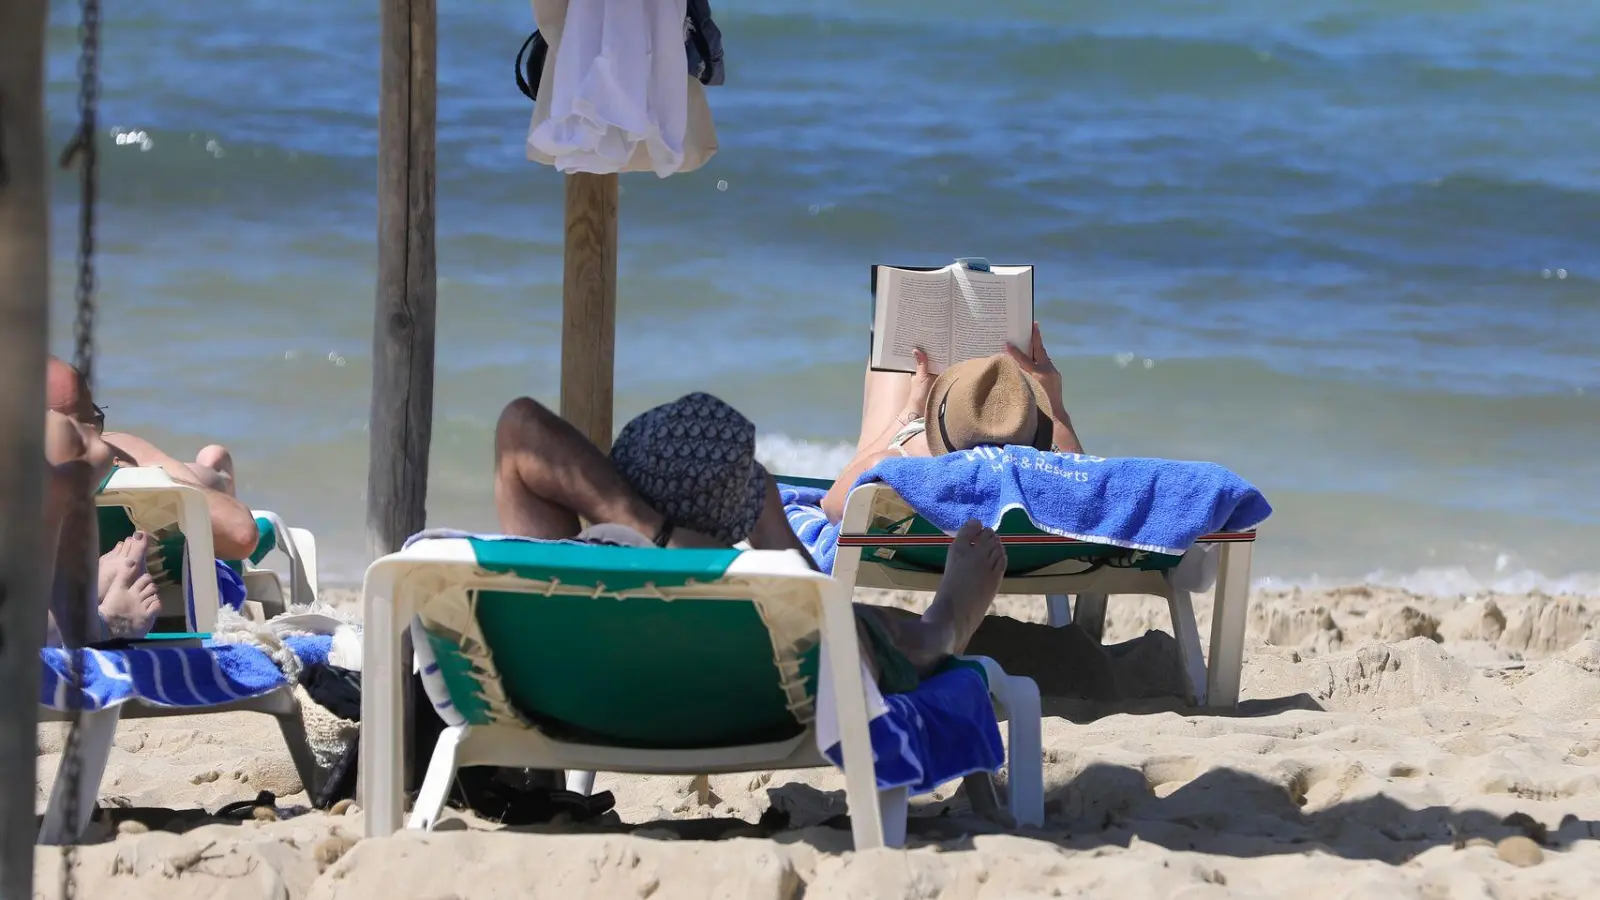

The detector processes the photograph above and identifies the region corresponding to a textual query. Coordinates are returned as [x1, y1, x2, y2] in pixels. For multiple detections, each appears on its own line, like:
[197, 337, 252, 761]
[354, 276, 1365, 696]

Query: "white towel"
[528, 0, 691, 177]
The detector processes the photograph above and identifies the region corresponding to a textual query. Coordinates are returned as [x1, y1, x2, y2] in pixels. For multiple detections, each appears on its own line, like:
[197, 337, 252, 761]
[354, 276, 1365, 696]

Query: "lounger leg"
[407, 725, 467, 831]
[959, 656, 1045, 828]
[1206, 542, 1254, 708]
[877, 786, 909, 848]
[1045, 594, 1071, 628]
[1164, 580, 1209, 707]
[565, 770, 596, 796]
[999, 674, 1043, 827]
[360, 568, 408, 838]
[962, 772, 1003, 820]
[274, 705, 322, 801]
[822, 579, 886, 851]
[1074, 593, 1108, 642]
[39, 705, 123, 844]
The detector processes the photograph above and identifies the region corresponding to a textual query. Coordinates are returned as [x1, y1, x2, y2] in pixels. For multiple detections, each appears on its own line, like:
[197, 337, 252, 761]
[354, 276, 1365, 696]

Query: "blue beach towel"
[817, 663, 1004, 794]
[40, 635, 331, 712]
[783, 447, 1272, 574]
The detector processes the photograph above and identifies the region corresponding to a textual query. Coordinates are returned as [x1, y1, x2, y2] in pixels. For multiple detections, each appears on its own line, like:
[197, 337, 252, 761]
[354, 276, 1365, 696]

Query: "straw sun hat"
[924, 355, 1055, 456]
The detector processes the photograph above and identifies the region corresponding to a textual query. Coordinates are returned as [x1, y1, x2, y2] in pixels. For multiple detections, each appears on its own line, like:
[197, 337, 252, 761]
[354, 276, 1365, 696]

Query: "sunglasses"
[87, 403, 106, 430]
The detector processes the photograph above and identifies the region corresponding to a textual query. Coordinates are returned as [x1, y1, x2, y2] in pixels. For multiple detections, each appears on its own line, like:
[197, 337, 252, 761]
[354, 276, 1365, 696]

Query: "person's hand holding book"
[1005, 322, 1063, 408]
[1006, 323, 1085, 454]
[897, 347, 936, 427]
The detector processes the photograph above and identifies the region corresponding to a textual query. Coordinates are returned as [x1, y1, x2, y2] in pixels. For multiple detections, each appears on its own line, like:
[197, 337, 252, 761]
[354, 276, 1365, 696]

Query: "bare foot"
[98, 536, 161, 639]
[923, 520, 1007, 656]
[97, 532, 148, 599]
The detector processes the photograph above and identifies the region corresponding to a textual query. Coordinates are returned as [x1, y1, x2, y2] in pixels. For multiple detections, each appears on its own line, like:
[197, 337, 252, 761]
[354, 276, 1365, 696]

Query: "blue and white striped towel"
[40, 635, 331, 712]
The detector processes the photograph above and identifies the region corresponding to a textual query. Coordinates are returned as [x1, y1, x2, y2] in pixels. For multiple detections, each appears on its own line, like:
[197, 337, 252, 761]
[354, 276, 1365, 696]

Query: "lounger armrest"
[251, 509, 319, 605]
[102, 465, 184, 492]
[99, 466, 218, 631]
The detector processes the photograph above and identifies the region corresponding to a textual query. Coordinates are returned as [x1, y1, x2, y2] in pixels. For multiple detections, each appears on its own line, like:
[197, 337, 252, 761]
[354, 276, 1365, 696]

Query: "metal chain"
[58, 0, 101, 897]
[67, 0, 100, 392]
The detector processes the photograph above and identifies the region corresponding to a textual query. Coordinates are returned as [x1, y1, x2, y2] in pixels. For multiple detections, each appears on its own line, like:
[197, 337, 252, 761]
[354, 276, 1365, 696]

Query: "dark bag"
[307, 666, 616, 824]
[515, 0, 725, 102]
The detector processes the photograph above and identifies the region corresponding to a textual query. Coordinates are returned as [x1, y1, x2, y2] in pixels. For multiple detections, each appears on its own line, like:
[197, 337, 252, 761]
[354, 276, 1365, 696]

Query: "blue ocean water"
[43, 0, 1600, 588]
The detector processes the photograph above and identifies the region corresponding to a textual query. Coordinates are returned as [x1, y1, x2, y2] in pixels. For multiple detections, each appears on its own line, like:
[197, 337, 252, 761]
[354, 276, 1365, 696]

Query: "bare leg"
[187, 444, 237, 497]
[493, 397, 722, 545]
[863, 521, 1007, 673]
[857, 366, 915, 453]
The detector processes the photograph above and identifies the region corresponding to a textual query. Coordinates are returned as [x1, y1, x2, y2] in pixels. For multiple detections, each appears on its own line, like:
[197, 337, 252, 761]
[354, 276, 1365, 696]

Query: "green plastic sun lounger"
[780, 475, 1259, 708]
[359, 536, 1044, 850]
[96, 466, 320, 629]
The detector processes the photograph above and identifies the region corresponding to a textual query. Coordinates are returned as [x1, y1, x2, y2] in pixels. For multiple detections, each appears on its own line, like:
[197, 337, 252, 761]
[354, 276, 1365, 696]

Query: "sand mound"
[1512, 639, 1600, 721]
[1500, 597, 1596, 657]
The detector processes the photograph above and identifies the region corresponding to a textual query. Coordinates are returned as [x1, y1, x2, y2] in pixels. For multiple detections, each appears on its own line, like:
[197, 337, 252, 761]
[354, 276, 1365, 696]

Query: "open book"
[869, 263, 1034, 373]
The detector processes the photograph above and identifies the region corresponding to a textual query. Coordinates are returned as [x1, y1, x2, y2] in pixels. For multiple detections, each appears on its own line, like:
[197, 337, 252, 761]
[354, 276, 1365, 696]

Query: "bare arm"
[1047, 400, 1085, 455]
[102, 431, 260, 559]
[1006, 322, 1084, 454]
[822, 448, 896, 524]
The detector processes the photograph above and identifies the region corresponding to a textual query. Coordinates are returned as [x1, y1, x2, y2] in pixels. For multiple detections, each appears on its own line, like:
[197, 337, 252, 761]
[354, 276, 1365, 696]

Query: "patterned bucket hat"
[609, 393, 768, 546]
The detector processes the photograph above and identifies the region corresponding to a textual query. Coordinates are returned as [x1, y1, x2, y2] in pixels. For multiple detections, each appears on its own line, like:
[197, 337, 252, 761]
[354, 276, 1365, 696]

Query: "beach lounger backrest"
[411, 540, 826, 750]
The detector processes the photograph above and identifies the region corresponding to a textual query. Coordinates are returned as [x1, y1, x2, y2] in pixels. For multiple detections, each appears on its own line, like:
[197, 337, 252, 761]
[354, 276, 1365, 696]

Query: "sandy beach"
[35, 583, 1600, 899]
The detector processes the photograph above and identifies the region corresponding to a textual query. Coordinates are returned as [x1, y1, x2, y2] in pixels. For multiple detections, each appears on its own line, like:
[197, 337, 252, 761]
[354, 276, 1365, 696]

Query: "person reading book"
[818, 322, 1086, 524]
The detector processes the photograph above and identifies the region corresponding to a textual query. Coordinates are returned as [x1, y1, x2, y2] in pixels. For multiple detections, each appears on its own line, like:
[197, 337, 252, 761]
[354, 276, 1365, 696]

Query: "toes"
[955, 519, 983, 544]
[109, 538, 129, 559]
[987, 541, 1007, 572]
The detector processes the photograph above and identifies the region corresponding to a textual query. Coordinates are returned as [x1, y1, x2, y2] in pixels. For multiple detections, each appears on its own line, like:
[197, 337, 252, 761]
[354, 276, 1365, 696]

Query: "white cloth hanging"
[527, 0, 714, 177]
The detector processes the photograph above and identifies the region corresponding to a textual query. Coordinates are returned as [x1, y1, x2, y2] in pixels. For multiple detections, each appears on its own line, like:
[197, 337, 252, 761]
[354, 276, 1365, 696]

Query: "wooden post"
[367, 0, 435, 795]
[559, 173, 619, 451]
[367, 0, 437, 559]
[0, 0, 52, 892]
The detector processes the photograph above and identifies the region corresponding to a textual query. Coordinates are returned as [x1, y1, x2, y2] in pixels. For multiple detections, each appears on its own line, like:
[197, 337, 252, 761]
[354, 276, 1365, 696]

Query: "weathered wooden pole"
[367, 0, 438, 560]
[367, 0, 435, 795]
[0, 0, 52, 891]
[559, 172, 619, 451]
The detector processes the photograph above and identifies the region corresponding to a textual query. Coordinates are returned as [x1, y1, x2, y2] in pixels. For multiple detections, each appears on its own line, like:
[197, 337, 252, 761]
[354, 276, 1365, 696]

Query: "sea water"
[43, 0, 1600, 588]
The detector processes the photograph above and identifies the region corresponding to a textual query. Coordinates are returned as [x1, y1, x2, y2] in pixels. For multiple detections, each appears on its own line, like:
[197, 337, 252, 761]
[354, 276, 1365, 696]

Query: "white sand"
[35, 585, 1600, 898]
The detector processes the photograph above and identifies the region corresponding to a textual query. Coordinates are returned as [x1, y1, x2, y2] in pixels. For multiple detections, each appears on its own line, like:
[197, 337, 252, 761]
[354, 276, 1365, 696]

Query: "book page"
[872, 266, 953, 372]
[950, 266, 1032, 363]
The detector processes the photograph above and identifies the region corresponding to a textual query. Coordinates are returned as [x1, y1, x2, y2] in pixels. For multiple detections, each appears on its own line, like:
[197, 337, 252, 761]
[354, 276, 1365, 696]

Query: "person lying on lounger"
[820, 322, 1087, 523]
[47, 356, 260, 560]
[492, 391, 1004, 693]
[42, 409, 162, 643]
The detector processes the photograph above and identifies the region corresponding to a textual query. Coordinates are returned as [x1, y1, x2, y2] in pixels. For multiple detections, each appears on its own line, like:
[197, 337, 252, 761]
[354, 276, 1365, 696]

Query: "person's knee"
[495, 396, 559, 459]
[196, 443, 234, 471]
